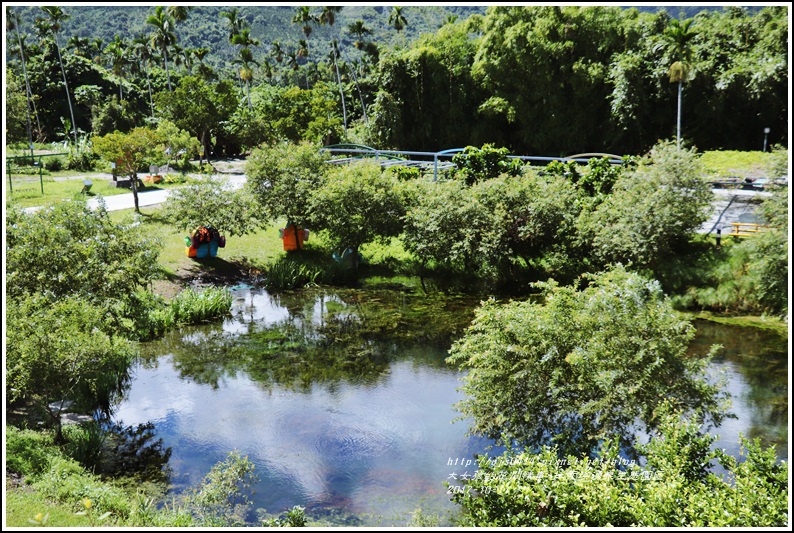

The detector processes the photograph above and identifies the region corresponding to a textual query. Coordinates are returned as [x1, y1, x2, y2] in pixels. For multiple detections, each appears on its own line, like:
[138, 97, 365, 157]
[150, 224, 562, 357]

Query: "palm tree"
[220, 8, 245, 42]
[663, 18, 696, 148]
[66, 35, 91, 57]
[8, 10, 42, 144]
[319, 6, 342, 27]
[231, 28, 261, 108]
[131, 34, 156, 118]
[90, 38, 104, 64]
[166, 5, 190, 24]
[296, 39, 311, 89]
[292, 6, 317, 39]
[271, 41, 284, 63]
[38, 6, 78, 145]
[347, 19, 372, 50]
[388, 6, 408, 39]
[146, 6, 176, 91]
[193, 47, 215, 81]
[233, 48, 260, 110]
[317, 7, 347, 134]
[104, 36, 130, 100]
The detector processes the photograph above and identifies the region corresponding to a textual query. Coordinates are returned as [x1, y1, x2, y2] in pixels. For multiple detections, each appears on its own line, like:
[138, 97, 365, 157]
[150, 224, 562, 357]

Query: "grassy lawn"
[108, 205, 288, 279]
[700, 150, 781, 179]
[6, 177, 187, 210]
[5, 487, 93, 528]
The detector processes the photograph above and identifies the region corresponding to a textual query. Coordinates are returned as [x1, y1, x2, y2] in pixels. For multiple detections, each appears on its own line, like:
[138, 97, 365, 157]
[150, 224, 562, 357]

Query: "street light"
[763, 127, 771, 152]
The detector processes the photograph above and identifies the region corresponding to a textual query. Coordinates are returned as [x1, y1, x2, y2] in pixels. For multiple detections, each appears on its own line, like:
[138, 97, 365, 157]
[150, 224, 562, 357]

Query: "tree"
[231, 28, 261, 110]
[155, 76, 238, 163]
[131, 34, 157, 118]
[103, 35, 130, 101]
[388, 6, 408, 33]
[146, 5, 176, 91]
[310, 161, 406, 264]
[220, 8, 245, 42]
[5, 67, 30, 143]
[347, 20, 372, 50]
[292, 6, 317, 40]
[164, 176, 267, 237]
[8, 8, 42, 143]
[37, 6, 78, 145]
[245, 141, 330, 236]
[446, 265, 727, 458]
[584, 140, 712, 270]
[317, 6, 347, 134]
[6, 295, 136, 443]
[663, 18, 696, 148]
[451, 407, 788, 527]
[93, 127, 162, 213]
[5, 200, 162, 312]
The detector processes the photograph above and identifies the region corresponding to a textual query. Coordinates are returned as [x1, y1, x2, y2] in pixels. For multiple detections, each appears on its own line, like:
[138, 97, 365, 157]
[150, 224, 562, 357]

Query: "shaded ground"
[153, 256, 264, 299]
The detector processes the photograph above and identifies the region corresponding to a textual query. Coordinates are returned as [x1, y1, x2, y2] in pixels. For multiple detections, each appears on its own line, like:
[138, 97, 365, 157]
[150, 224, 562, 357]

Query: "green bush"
[62, 421, 105, 472]
[6, 426, 59, 477]
[447, 266, 726, 457]
[451, 144, 523, 185]
[45, 156, 65, 171]
[33, 456, 134, 520]
[452, 409, 788, 527]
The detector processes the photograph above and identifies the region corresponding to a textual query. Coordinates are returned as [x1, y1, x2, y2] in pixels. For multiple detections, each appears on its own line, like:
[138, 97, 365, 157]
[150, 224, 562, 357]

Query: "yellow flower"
[83, 498, 93, 510]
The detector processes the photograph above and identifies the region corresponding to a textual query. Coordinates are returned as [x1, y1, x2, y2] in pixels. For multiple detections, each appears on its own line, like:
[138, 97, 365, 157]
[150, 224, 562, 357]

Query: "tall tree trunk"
[343, 50, 368, 122]
[247, 80, 252, 110]
[144, 64, 154, 119]
[14, 23, 41, 151]
[130, 172, 141, 213]
[164, 48, 173, 91]
[676, 81, 682, 149]
[54, 39, 78, 146]
[332, 47, 347, 135]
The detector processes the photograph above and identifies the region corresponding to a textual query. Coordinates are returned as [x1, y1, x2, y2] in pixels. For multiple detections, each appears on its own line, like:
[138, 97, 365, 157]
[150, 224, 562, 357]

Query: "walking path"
[20, 158, 248, 214]
[84, 174, 247, 212]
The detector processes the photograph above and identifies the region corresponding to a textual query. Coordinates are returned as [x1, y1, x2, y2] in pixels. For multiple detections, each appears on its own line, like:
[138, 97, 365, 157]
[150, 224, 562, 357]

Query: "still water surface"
[114, 287, 788, 525]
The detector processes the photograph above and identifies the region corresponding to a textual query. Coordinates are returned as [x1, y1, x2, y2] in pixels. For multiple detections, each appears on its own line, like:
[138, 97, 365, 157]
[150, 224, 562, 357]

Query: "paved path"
[698, 187, 770, 234]
[22, 174, 247, 214]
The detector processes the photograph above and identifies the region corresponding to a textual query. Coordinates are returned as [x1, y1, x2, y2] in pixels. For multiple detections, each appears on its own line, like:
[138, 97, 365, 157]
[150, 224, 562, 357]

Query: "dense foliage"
[245, 141, 330, 229]
[5, 200, 234, 441]
[451, 409, 788, 527]
[163, 175, 266, 237]
[310, 160, 407, 258]
[446, 266, 728, 457]
[6, 6, 787, 154]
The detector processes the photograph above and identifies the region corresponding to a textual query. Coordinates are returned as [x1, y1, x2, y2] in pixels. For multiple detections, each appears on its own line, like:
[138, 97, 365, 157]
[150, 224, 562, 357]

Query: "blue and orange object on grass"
[185, 226, 226, 258]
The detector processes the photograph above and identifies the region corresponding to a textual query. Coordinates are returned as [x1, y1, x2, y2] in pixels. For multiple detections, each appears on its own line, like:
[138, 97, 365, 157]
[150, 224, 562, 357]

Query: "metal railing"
[5, 153, 70, 194]
[321, 145, 624, 181]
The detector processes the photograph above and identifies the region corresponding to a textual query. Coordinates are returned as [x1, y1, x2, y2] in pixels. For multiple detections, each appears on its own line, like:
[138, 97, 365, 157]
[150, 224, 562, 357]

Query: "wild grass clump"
[262, 250, 354, 291]
[170, 287, 233, 325]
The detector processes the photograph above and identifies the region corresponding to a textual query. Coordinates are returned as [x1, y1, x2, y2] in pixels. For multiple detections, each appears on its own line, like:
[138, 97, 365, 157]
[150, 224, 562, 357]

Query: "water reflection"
[117, 288, 788, 525]
[688, 319, 788, 460]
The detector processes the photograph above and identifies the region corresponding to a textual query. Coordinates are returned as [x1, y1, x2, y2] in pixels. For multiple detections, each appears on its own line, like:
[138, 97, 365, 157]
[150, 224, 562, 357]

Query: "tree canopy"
[446, 266, 728, 457]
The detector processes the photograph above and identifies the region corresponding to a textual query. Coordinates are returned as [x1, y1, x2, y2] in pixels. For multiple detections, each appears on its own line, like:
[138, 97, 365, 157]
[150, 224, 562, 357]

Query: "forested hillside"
[6, 5, 787, 155]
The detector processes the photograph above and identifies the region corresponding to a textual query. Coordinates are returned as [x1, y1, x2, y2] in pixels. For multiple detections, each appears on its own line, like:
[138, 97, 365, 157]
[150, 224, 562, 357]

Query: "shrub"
[451, 144, 523, 185]
[6, 426, 59, 477]
[446, 265, 727, 458]
[452, 409, 788, 527]
[583, 140, 712, 270]
[45, 156, 65, 171]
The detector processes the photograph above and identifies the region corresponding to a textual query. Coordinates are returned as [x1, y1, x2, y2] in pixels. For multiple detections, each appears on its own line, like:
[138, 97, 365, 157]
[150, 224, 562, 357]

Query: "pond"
[113, 286, 788, 526]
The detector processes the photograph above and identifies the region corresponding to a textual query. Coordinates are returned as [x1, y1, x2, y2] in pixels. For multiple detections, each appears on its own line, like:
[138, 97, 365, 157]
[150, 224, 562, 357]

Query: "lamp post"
[763, 127, 770, 152]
